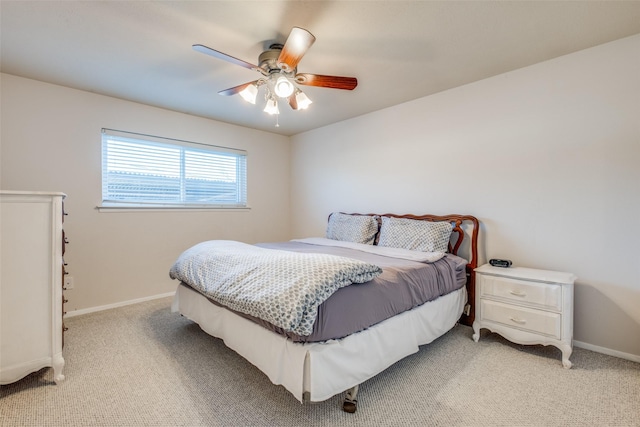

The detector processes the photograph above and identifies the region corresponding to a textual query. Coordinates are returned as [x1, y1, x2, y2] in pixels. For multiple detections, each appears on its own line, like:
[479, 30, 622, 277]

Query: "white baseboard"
[65, 294, 640, 365]
[65, 291, 175, 318]
[573, 340, 640, 364]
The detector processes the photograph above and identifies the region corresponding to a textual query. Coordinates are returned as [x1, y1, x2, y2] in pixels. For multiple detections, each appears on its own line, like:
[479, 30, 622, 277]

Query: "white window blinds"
[101, 129, 247, 207]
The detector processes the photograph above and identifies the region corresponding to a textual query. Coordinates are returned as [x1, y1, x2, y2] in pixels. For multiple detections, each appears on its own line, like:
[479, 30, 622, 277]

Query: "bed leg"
[342, 385, 359, 413]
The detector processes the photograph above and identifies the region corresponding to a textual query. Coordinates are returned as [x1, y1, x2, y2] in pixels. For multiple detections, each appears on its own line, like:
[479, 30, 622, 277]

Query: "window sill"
[96, 204, 251, 213]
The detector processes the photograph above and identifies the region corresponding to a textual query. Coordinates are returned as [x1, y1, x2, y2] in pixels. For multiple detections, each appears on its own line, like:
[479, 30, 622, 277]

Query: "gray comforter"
[169, 240, 382, 336]
[254, 241, 468, 342]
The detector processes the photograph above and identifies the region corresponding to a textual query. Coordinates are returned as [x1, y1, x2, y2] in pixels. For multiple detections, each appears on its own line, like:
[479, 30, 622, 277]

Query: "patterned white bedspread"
[169, 240, 382, 336]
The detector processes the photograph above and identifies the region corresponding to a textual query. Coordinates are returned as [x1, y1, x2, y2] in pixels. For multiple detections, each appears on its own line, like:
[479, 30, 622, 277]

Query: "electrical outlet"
[64, 276, 74, 290]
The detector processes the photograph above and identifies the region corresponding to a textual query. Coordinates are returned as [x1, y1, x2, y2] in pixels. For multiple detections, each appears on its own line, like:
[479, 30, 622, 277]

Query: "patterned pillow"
[325, 213, 379, 245]
[377, 217, 453, 253]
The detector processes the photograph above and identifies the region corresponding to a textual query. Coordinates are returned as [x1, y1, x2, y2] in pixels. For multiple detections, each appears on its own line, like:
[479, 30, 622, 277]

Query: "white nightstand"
[472, 264, 576, 368]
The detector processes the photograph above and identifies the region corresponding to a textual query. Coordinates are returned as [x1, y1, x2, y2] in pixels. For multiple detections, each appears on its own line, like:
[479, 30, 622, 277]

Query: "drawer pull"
[509, 290, 526, 297]
[510, 317, 527, 325]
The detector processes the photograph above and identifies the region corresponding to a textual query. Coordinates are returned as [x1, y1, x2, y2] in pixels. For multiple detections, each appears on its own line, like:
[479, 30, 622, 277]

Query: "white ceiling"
[2, 1, 640, 136]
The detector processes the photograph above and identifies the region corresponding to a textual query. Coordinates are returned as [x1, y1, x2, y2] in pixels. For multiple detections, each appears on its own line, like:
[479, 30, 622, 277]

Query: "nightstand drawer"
[481, 299, 561, 339]
[480, 275, 561, 310]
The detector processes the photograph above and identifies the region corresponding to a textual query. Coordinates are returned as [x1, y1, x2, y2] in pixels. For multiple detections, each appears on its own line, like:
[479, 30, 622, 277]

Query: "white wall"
[2, 34, 639, 359]
[0, 74, 291, 313]
[290, 35, 640, 358]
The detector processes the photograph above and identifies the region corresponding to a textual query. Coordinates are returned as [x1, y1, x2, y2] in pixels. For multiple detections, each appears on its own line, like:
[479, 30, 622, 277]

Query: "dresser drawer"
[479, 275, 561, 310]
[480, 299, 562, 339]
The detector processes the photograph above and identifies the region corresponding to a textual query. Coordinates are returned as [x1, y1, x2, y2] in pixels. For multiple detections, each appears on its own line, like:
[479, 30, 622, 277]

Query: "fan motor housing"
[258, 45, 296, 76]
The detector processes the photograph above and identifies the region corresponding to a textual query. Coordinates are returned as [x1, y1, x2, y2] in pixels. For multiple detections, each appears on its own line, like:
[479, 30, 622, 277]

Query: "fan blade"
[295, 73, 358, 90]
[288, 94, 299, 110]
[193, 44, 258, 71]
[218, 81, 257, 96]
[277, 27, 316, 72]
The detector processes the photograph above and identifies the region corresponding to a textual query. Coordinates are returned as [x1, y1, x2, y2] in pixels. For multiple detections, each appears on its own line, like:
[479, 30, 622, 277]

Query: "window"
[101, 129, 247, 208]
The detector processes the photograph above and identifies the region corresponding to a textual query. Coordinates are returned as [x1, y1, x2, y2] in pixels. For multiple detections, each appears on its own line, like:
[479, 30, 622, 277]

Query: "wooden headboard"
[340, 212, 480, 326]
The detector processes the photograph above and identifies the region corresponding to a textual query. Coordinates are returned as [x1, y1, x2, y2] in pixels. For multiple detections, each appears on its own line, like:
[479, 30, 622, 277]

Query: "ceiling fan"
[193, 27, 357, 115]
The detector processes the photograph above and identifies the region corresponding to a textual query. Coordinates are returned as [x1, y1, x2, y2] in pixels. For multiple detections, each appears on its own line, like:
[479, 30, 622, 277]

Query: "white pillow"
[377, 216, 453, 252]
[325, 213, 379, 245]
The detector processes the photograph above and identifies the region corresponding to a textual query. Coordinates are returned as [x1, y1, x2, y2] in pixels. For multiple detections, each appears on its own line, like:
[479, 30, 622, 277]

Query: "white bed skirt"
[173, 283, 466, 402]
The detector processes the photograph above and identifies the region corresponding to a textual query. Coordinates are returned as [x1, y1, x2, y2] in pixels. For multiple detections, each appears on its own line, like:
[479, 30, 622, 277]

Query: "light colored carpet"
[1, 297, 638, 426]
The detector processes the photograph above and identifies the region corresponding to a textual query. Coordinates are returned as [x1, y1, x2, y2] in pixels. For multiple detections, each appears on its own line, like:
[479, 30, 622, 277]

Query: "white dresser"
[0, 191, 67, 384]
[472, 264, 576, 368]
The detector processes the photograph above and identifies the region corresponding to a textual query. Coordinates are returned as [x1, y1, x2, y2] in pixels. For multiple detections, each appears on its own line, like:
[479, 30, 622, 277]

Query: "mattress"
[178, 240, 467, 343]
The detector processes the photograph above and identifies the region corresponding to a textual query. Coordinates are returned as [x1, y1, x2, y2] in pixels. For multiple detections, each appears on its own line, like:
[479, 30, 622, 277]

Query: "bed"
[169, 212, 479, 412]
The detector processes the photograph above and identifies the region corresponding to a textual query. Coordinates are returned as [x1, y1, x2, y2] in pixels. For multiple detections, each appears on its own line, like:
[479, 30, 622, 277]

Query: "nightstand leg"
[52, 353, 65, 383]
[559, 345, 573, 369]
[472, 321, 480, 342]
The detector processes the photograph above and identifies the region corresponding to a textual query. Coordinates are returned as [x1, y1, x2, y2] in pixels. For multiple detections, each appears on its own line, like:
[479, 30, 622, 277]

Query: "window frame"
[99, 128, 248, 211]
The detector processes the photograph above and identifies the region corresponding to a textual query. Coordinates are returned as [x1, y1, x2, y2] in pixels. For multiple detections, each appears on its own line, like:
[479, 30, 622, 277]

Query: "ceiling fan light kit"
[274, 74, 295, 98]
[193, 27, 357, 121]
[263, 97, 280, 115]
[238, 84, 258, 104]
[294, 90, 312, 110]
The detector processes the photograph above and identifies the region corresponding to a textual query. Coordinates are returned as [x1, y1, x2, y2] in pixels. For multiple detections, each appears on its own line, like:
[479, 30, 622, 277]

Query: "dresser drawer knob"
[510, 317, 527, 325]
[509, 290, 526, 297]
